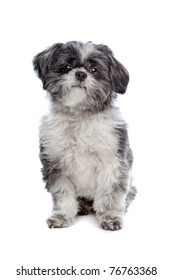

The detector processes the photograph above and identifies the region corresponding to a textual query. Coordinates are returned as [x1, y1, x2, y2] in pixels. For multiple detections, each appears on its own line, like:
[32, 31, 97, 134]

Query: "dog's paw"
[100, 216, 123, 231]
[47, 215, 73, 229]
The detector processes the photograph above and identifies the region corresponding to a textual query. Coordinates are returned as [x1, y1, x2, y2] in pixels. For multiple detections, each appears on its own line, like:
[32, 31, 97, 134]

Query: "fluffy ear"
[96, 44, 129, 94]
[109, 55, 129, 94]
[33, 43, 63, 88]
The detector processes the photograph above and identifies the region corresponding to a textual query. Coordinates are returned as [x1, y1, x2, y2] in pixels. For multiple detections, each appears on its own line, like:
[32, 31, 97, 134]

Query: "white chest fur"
[40, 109, 122, 196]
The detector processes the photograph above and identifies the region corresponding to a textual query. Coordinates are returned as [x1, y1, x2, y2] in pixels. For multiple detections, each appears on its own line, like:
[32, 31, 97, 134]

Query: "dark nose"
[75, 71, 87, 81]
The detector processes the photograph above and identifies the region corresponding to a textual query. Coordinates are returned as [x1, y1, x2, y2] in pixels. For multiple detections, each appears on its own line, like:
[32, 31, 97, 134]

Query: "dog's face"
[33, 41, 129, 111]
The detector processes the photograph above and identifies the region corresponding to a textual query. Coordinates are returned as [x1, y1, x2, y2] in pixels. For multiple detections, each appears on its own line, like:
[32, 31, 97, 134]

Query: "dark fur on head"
[33, 41, 129, 112]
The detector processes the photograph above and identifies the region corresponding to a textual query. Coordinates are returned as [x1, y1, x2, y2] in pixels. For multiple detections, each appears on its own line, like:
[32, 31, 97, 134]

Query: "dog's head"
[33, 41, 129, 111]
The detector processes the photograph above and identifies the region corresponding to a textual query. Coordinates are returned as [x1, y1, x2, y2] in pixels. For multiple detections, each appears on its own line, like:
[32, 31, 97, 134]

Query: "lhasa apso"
[33, 41, 136, 230]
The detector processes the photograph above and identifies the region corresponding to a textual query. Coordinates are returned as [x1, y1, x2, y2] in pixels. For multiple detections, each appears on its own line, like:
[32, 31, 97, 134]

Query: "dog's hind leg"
[125, 185, 137, 212]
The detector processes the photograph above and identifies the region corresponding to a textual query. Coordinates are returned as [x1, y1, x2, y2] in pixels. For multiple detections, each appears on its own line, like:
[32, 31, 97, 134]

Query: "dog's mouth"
[72, 84, 87, 90]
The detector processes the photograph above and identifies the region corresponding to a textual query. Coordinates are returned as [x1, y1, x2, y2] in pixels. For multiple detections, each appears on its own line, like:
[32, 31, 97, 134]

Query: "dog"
[33, 41, 136, 230]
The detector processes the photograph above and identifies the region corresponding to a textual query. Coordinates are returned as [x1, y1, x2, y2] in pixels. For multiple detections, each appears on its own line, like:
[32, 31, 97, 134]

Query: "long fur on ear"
[109, 56, 129, 94]
[95, 44, 129, 94]
[33, 43, 63, 88]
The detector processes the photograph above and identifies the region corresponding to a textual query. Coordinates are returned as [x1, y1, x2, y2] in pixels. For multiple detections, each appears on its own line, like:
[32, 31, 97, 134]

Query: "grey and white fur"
[33, 41, 136, 230]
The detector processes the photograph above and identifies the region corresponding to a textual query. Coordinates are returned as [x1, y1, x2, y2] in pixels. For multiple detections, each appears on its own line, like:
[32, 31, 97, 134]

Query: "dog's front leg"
[94, 186, 126, 231]
[47, 177, 78, 228]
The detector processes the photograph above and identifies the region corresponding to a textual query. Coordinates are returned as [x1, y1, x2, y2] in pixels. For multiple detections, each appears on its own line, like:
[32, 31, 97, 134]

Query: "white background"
[0, 0, 173, 279]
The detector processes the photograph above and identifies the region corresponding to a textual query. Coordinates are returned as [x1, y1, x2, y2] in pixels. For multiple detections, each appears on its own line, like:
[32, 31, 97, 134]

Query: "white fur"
[62, 87, 86, 107]
[80, 42, 97, 62]
[40, 106, 125, 195]
[40, 105, 131, 228]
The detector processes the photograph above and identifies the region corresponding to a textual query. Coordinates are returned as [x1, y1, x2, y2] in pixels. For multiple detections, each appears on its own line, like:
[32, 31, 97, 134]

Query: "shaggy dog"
[33, 41, 136, 230]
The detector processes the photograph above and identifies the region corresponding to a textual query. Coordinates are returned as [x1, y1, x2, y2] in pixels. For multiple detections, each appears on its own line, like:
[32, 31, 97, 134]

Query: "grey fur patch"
[39, 142, 61, 189]
[115, 125, 133, 169]
[125, 186, 137, 211]
[127, 147, 133, 169]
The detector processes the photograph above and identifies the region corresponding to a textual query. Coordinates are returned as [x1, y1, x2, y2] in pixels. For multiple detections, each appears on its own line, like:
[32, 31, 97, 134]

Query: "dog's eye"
[90, 67, 98, 75]
[63, 64, 72, 73]
[66, 65, 72, 70]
